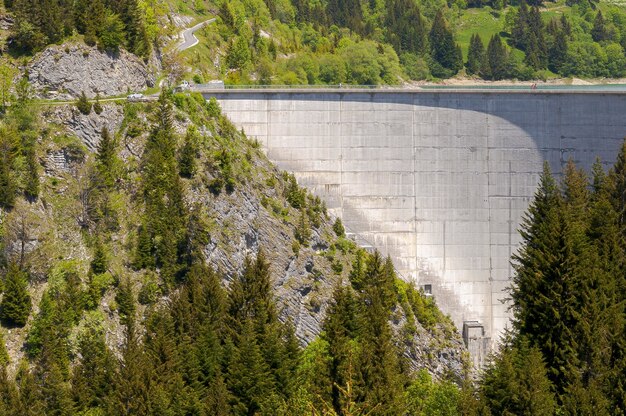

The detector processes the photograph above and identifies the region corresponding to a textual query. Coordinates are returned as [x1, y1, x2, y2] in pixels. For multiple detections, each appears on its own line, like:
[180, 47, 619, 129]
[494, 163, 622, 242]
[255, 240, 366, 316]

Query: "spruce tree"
[179, 126, 198, 178]
[510, 162, 578, 391]
[227, 318, 274, 414]
[548, 30, 568, 73]
[358, 253, 405, 415]
[484, 34, 508, 80]
[0, 366, 18, 415]
[226, 251, 300, 409]
[481, 341, 556, 415]
[512, 1, 529, 50]
[24, 146, 39, 201]
[138, 91, 188, 285]
[592, 10, 608, 42]
[95, 127, 117, 189]
[107, 321, 151, 415]
[0, 263, 31, 327]
[466, 34, 485, 75]
[76, 91, 91, 115]
[429, 10, 462, 77]
[92, 93, 103, 115]
[322, 283, 361, 413]
[90, 240, 108, 275]
[115, 277, 135, 327]
[143, 308, 188, 415]
[71, 318, 116, 411]
[0, 128, 17, 209]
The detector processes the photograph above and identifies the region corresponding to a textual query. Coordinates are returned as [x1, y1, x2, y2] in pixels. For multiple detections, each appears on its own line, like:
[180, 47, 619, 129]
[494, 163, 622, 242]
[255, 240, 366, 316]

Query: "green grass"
[455, 7, 506, 59]
[179, 24, 223, 81]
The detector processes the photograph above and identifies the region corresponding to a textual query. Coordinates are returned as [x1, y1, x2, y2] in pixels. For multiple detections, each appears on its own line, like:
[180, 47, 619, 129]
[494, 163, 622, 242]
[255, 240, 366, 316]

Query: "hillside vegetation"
[2, 0, 625, 85]
[0, 86, 468, 415]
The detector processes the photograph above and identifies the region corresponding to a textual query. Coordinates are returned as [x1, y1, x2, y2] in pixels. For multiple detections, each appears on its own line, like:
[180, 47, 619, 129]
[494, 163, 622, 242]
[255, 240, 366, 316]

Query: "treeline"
[218, 0, 463, 83]
[212, 0, 626, 84]
[0, 248, 462, 415]
[465, 155, 626, 414]
[6, 0, 152, 56]
[466, 3, 626, 80]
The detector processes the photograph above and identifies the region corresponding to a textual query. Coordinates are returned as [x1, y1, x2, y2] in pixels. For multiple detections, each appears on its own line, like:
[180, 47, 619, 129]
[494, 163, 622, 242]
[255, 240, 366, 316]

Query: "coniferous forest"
[3, 0, 626, 82]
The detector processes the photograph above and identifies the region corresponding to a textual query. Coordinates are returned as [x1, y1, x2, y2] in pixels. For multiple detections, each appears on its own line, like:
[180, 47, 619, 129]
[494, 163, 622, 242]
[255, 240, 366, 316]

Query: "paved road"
[177, 18, 216, 52]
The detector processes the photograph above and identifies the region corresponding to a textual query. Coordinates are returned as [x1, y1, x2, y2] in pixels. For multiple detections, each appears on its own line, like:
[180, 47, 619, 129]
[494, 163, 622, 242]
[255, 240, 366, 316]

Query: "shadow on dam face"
[206, 90, 626, 350]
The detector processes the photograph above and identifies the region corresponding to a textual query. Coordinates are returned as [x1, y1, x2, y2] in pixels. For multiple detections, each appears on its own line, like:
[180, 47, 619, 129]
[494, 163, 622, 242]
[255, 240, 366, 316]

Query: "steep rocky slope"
[1, 93, 466, 382]
[28, 43, 156, 99]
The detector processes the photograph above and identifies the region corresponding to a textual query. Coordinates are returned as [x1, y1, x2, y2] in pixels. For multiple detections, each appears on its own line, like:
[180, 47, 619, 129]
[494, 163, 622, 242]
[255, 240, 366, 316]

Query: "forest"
[4, 0, 626, 83]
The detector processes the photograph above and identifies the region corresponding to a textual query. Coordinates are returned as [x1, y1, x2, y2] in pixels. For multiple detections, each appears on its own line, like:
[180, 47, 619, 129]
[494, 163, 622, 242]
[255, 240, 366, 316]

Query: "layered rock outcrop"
[29, 43, 155, 99]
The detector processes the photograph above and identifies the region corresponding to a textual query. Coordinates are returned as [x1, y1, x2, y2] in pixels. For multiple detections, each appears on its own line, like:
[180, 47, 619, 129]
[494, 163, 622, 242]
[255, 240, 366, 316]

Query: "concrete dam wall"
[205, 89, 626, 348]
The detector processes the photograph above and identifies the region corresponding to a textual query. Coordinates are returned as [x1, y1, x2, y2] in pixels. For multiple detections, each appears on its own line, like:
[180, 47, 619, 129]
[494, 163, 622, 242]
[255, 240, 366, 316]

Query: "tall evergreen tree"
[512, 1, 529, 50]
[548, 30, 568, 73]
[480, 340, 556, 415]
[179, 126, 198, 179]
[322, 283, 361, 414]
[0, 127, 18, 209]
[484, 34, 508, 80]
[510, 162, 579, 392]
[429, 10, 462, 77]
[466, 34, 485, 75]
[592, 10, 608, 42]
[385, 0, 427, 55]
[95, 127, 117, 189]
[358, 253, 405, 415]
[0, 262, 31, 327]
[137, 91, 188, 286]
[71, 318, 116, 412]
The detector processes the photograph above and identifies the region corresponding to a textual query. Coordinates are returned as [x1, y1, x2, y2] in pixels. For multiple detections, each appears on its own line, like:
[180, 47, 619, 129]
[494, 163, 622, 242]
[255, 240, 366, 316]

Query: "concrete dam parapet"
[204, 89, 626, 348]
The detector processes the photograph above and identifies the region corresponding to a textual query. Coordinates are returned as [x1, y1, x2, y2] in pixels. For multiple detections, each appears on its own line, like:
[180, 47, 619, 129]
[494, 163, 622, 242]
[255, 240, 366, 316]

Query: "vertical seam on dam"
[412, 98, 418, 285]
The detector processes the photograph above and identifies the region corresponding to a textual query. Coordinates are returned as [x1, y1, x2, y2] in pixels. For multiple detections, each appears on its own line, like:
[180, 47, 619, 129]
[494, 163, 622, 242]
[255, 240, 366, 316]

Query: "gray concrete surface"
[203, 90, 626, 349]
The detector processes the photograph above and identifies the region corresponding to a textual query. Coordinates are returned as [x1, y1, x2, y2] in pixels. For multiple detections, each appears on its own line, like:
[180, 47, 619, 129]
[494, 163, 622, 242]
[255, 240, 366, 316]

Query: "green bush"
[333, 218, 346, 237]
[138, 272, 160, 305]
[86, 272, 115, 310]
[76, 91, 92, 115]
[93, 93, 103, 115]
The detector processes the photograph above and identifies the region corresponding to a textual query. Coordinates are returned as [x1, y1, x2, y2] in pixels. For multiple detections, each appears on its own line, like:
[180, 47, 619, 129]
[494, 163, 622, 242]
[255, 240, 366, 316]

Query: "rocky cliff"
[28, 43, 155, 99]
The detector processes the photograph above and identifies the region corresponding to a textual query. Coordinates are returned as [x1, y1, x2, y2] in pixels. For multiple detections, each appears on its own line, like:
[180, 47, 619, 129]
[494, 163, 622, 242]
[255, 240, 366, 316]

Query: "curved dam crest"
[205, 89, 626, 352]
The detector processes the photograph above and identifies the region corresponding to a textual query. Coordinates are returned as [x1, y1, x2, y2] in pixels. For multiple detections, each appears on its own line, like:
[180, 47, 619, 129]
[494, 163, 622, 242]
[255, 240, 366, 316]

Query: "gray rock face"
[28, 43, 155, 99]
[44, 105, 124, 151]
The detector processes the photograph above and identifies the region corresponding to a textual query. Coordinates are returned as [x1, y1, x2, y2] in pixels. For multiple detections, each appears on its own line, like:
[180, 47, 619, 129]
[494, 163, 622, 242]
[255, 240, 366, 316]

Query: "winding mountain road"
[177, 18, 216, 52]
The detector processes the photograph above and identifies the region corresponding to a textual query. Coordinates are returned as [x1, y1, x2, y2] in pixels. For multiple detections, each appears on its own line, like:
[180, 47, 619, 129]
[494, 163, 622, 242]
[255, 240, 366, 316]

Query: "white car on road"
[127, 93, 144, 102]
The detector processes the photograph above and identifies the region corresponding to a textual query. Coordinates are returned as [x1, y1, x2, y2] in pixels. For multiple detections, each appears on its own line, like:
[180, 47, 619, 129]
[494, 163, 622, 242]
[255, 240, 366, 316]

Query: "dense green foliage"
[0, 263, 31, 327]
[0, 83, 40, 209]
[177, 0, 626, 84]
[469, 153, 626, 414]
[7, 0, 153, 56]
[3, 0, 625, 81]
